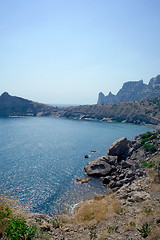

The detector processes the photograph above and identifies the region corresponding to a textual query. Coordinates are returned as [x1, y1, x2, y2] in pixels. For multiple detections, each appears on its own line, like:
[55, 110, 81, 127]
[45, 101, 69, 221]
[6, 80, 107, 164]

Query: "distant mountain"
[0, 92, 56, 116]
[97, 75, 160, 104]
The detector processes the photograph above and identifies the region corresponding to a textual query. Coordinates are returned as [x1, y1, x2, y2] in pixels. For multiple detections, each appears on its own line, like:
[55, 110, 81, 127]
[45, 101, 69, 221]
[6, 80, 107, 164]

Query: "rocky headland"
[0, 92, 57, 117]
[97, 74, 160, 104]
[1, 92, 160, 126]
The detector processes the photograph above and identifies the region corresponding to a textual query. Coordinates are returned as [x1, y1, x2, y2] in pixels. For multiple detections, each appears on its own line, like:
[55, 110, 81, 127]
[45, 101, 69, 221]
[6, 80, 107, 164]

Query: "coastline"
[1, 128, 160, 239]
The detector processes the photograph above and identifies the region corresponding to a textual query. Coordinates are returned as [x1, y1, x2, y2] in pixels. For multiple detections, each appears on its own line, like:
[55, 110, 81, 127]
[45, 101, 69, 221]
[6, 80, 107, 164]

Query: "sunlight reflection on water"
[0, 117, 154, 215]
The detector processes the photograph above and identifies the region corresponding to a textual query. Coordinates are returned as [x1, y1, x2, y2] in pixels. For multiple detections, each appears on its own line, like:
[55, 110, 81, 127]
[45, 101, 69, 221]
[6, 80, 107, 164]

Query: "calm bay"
[0, 117, 154, 216]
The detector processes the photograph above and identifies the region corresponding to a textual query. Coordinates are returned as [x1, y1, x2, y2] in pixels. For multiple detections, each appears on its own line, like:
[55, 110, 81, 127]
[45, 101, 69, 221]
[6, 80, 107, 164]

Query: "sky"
[0, 0, 160, 105]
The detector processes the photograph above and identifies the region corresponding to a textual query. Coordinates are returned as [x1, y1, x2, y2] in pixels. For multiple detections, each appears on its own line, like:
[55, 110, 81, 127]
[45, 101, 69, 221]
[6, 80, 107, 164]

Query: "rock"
[108, 180, 119, 189]
[125, 170, 134, 178]
[26, 213, 53, 223]
[129, 139, 137, 147]
[107, 137, 129, 157]
[121, 161, 132, 169]
[109, 165, 117, 173]
[119, 177, 134, 185]
[136, 149, 146, 160]
[101, 176, 111, 184]
[156, 217, 160, 224]
[135, 169, 145, 177]
[105, 155, 118, 165]
[76, 177, 91, 184]
[111, 175, 117, 181]
[84, 157, 111, 176]
[128, 191, 151, 202]
[129, 140, 141, 151]
[119, 173, 125, 180]
[128, 147, 134, 156]
[40, 224, 51, 231]
[130, 151, 137, 160]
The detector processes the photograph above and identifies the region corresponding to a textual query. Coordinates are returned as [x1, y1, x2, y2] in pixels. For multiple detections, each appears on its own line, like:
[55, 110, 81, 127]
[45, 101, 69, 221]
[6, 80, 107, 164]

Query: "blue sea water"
[0, 117, 154, 216]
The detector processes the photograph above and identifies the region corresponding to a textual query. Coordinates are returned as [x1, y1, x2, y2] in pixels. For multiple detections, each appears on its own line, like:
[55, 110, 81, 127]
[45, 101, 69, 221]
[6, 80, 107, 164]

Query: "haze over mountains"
[97, 75, 160, 104]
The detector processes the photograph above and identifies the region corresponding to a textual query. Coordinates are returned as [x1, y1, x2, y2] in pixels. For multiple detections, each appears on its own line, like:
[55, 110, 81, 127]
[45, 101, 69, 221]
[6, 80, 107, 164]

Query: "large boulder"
[84, 156, 111, 176]
[107, 137, 129, 157]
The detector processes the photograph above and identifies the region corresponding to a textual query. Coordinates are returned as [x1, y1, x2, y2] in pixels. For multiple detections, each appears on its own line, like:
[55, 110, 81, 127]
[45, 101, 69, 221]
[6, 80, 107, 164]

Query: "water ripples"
[0, 117, 154, 216]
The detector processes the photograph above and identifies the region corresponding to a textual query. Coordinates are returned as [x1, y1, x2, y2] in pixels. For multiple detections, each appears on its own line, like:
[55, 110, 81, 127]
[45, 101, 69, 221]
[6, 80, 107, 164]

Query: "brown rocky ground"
[22, 172, 159, 240]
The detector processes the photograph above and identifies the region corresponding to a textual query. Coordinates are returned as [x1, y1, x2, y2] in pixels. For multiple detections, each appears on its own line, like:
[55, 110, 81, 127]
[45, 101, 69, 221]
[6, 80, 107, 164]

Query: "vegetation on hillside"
[51, 97, 160, 125]
[0, 199, 37, 240]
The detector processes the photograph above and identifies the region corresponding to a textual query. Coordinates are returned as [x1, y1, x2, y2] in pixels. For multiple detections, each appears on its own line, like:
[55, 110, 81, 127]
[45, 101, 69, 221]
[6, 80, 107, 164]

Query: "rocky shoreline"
[20, 129, 160, 240]
[1, 92, 160, 126]
[84, 131, 160, 192]
[1, 130, 160, 239]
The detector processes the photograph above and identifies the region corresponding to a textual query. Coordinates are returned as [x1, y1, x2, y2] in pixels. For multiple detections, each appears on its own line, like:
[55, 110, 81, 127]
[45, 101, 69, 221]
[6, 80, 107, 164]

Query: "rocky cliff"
[98, 75, 160, 104]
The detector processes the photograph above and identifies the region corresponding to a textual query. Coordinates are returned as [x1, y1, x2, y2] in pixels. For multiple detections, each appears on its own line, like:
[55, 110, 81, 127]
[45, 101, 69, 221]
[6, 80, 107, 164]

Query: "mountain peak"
[97, 75, 160, 104]
[1, 92, 9, 97]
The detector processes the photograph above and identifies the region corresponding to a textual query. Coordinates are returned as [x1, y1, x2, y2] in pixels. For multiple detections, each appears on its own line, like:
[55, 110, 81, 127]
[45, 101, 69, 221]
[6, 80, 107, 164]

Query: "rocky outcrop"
[84, 156, 111, 176]
[84, 130, 160, 191]
[75, 177, 91, 184]
[97, 75, 160, 104]
[107, 137, 129, 158]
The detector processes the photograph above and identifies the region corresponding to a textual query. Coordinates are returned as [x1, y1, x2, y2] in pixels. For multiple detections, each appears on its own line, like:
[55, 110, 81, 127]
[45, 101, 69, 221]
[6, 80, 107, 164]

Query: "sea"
[0, 117, 154, 216]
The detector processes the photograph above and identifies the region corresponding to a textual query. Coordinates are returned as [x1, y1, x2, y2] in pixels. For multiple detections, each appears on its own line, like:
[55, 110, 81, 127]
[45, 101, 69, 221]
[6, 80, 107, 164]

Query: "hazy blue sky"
[0, 0, 160, 104]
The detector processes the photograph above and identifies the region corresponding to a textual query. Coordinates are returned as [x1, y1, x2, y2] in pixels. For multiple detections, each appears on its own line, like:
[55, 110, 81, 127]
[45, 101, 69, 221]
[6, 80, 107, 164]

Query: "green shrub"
[144, 208, 152, 215]
[0, 206, 12, 220]
[89, 230, 97, 239]
[52, 218, 62, 228]
[141, 132, 152, 139]
[107, 225, 118, 233]
[130, 221, 136, 227]
[141, 138, 150, 145]
[0, 204, 13, 237]
[4, 216, 36, 240]
[141, 161, 157, 168]
[151, 133, 158, 139]
[142, 143, 157, 152]
[137, 223, 151, 238]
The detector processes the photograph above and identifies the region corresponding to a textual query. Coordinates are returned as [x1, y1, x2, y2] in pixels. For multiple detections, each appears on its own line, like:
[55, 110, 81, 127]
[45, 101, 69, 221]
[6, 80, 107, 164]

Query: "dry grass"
[149, 171, 160, 192]
[72, 194, 122, 224]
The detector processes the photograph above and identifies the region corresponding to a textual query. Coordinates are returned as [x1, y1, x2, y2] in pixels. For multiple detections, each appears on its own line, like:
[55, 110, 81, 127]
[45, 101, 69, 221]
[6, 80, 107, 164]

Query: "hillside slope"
[0, 92, 160, 125]
[50, 99, 160, 125]
[0, 92, 56, 116]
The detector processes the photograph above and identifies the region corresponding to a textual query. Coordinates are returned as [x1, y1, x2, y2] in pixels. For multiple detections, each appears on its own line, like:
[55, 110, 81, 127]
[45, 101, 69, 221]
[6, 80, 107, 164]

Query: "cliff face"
[97, 75, 160, 104]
